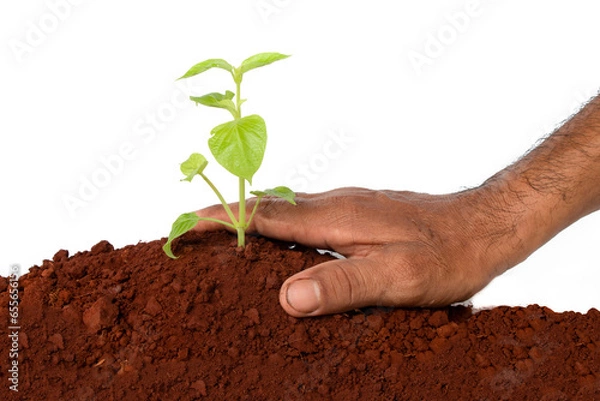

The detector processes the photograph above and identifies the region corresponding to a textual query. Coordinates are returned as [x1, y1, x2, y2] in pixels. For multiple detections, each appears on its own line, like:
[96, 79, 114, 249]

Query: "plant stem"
[200, 172, 238, 226]
[237, 177, 246, 247]
[197, 217, 236, 230]
[234, 69, 242, 119]
[246, 195, 263, 228]
[233, 67, 247, 247]
[230, 68, 248, 247]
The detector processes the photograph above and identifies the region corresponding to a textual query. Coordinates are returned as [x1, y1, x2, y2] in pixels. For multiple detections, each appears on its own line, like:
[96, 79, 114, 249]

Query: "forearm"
[474, 94, 600, 275]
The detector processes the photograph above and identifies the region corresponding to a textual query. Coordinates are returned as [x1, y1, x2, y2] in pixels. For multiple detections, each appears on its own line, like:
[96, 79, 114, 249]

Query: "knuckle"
[256, 197, 288, 219]
[383, 247, 440, 305]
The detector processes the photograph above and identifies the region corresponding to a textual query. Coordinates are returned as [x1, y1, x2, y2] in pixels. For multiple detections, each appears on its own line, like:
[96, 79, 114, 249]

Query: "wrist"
[454, 172, 542, 280]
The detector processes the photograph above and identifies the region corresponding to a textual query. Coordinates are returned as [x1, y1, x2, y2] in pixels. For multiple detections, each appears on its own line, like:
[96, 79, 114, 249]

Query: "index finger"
[193, 189, 361, 251]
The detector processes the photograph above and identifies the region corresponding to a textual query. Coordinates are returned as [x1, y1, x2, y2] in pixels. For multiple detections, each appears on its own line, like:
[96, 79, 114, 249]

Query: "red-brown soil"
[1, 230, 599, 400]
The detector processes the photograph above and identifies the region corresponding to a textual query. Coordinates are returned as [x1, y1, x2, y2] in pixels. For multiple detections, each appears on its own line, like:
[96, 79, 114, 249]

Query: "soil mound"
[1, 231, 599, 399]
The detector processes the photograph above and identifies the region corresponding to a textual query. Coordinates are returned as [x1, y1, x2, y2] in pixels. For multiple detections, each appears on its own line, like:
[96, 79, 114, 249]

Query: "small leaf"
[191, 90, 235, 104]
[240, 52, 290, 74]
[178, 59, 233, 80]
[209, 115, 267, 183]
[163, 212, 200, 259]
[251, 186, 296, 205]
[180, 153, 208, 182]
[190, 91, 236, 116]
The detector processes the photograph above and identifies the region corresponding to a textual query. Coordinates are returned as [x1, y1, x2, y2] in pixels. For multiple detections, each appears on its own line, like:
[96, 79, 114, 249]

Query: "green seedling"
[163, 52, 296, 258]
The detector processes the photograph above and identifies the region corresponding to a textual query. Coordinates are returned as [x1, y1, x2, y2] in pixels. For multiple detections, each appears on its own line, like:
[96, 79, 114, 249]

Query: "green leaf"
[190, 91, 236, 116]
[240, 52, 290, 74]
[180, 153, 208, 182]
[251, 186, 296, 205]
[163, 212, 200, 259]
[178, 58, 233, 80]
[209, 115, 267, 183]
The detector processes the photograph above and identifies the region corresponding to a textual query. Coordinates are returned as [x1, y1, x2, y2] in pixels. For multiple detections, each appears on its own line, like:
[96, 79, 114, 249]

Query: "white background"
[1, 0, 599, 313]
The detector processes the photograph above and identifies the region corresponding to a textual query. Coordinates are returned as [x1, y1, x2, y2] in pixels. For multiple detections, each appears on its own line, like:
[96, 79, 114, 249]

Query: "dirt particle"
[227, 347, 240, 358]
[366, 314, 384, 331]
[429, 336, 449, 354]
[64, 262, 87, 279]
[515, 358, 534, 373]
[428, 310, 449, 327]
[53, 249, 69, 263]
[83, 296, 119, 333]
[143, 296, 163, 316]
[574, 361, 590, 376]
[409, 316, 424, 330]
[474, 353, 491, 368]
[437, 322, 458, 338]
[191, 379, 207, 396]
[244, 308, 261, 325]
[62, 304, 82, 324]
[416, 350, 434, 363]
[268, 352, 286, 367]
[90, 240, 114, 255]
[41, 266, 55, 278]
[48, 333, 65, 350]
[265, 270, 281, 289]
[364, 349, 380, 360]
[288, 325, 316, 353]
[317, 384, 330, 396]
[178, 348, 189, 361]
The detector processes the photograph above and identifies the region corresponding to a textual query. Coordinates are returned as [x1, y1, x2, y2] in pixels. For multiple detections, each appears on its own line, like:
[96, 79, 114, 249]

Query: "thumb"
[279, 256, 396, 317]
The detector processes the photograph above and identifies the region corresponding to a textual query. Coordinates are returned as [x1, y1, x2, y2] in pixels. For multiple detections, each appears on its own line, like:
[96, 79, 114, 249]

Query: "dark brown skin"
[194, 95, 600, 317]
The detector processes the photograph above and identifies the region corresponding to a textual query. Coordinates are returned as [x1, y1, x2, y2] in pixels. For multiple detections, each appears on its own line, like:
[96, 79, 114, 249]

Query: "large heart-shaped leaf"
[209, 115, 267, 183]
[240, 52, 290, 74]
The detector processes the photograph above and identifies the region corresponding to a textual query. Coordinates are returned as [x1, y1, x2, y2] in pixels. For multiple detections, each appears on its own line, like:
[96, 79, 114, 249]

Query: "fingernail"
[286, 279, 321, 314]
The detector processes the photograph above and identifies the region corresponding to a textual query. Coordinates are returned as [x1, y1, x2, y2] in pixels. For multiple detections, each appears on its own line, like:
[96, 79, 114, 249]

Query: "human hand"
[193, 186, 521, 317]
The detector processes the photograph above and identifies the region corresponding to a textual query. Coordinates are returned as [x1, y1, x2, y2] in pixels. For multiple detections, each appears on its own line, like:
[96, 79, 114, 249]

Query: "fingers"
[193, 188, 368, 250]
[251, 193, 345, 249]
[279, 248, 429, 317]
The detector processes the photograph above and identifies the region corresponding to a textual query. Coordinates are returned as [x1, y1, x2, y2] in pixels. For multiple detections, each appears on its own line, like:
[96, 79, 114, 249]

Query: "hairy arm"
[476, 94, 600, 278]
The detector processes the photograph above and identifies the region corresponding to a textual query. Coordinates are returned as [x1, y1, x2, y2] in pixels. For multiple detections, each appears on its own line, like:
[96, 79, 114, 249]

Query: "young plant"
[163, 52, 295, 258]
